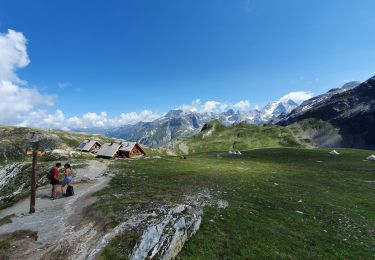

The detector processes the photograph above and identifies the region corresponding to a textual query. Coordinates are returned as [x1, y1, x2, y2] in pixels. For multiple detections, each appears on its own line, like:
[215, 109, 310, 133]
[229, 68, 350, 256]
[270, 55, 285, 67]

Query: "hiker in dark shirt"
[50, 163, 61, 200]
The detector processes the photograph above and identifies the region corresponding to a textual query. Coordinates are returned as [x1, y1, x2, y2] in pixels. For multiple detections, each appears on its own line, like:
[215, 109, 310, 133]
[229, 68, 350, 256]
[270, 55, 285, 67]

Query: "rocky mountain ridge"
[79, 98, 298, 147]
[277, 78, 375, 148]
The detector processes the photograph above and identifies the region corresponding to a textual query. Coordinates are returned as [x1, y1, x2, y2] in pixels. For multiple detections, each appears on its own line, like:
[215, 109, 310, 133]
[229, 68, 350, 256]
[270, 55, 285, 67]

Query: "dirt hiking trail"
[0, 160, 110, 260]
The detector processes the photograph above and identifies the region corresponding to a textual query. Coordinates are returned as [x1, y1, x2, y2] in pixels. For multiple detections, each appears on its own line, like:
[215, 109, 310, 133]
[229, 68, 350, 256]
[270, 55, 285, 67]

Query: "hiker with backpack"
[48, 163, 61, 200]
[61, 163, 74, 197]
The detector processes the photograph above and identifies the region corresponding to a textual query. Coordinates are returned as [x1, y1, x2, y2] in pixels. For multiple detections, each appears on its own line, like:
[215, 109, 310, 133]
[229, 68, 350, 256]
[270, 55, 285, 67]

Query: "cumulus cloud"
[16, 109, 162, 130]
[179, 99, 227, 113]
[18, 110, 64, 128]
[0, 29, 30, 83]
[202, 101, 222, 113]
[63, 110, 160, 129]
[179, 99, 251, 113]
[118, 110, 161, 125]
[233, 100, 250, 111]
[0, 81, 55, 123]
[279, 91, 314, 102]
[0, 29, 55, 125]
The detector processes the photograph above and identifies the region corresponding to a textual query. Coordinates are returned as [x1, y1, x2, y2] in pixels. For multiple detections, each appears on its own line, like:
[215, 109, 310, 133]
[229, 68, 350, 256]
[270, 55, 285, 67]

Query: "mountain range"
[72, 78, 374, 149]
[74, 98, 298, 146]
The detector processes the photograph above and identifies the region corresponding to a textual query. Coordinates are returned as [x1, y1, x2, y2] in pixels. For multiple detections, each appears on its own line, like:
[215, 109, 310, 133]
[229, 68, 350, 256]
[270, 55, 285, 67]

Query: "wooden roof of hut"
[77, 139, 101, 152]
[97, 141, 146, 159]
[96, 142, 122, 158]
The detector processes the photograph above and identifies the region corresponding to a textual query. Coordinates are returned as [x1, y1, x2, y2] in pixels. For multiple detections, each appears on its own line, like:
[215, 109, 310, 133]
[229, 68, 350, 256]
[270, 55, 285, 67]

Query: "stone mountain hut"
[96, 141, 146, 159]
[77, 139, 102, 153]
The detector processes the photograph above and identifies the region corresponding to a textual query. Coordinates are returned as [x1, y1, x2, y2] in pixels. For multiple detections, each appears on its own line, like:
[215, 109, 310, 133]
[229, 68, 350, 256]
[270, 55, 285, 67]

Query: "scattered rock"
[178, 142, 189, 155]
[217, 200, 229, 209]
[295, 210, 304, 214]
[88, 190, 212, 260]
[298, 200, 302, 203]
[76, 176, 92, 183]
[128, 204, 203, 260]
[228, 150, 242, 155]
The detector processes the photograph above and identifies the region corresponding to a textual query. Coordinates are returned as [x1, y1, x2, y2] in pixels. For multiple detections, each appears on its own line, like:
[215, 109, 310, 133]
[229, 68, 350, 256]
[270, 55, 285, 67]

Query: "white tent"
[367, 155, 375, 161]
[329, 150, 340, 155]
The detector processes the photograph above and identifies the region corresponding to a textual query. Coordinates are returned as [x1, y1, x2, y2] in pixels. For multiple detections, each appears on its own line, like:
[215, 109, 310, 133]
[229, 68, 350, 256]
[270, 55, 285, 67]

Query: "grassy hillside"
[162, 120, 308, 155]
[288, 118, 343, 147]
[0, 125, 118, 208]
[0, 162, 52, 209]
[0, 125, 116, 162]
[47, 129, 115, 149]
[96, 148, 375, 259]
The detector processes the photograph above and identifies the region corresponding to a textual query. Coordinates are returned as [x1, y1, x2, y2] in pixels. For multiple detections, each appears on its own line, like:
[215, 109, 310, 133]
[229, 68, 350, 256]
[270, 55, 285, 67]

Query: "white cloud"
[179, 99, 252, 113]
[0, 29, 29, 84]
[233, 100, 250, 111]
[16, 109, 162, 130]
[0, 81, 55, 123]
[0, 29, 55, 125]
[179, 99, 225, 113]
[18, 109, 64, 128]
[61, 110, 161, 129]
[118, 110, 160, 125]
[65, 112, 110, 129]
[279, 91, 314, 103]
[202, 101, 221, 113]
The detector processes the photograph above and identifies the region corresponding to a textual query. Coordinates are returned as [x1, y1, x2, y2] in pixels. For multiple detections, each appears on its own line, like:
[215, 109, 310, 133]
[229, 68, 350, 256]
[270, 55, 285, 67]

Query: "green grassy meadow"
[166, 120, 309, 155]
[97, 148, 375, 259]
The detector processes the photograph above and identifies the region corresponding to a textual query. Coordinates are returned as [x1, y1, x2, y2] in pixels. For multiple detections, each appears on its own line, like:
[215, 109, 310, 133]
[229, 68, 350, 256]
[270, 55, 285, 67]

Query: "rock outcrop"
[88, 190, 212, 260]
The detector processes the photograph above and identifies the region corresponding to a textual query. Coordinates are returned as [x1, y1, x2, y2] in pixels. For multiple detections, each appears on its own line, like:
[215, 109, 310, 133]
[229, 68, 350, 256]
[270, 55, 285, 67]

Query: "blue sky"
[0, 0, 375, 128]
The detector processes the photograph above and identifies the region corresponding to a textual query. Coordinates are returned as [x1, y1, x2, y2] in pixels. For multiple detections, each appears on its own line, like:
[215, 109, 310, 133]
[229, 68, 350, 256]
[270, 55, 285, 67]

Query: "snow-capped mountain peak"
[260, 99, 298, 121]
[74, 97, 302, 146]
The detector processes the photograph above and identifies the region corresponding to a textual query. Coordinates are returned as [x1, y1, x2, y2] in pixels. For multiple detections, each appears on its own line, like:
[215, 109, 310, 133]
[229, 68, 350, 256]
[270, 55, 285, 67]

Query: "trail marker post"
[29, 133, 40, 214]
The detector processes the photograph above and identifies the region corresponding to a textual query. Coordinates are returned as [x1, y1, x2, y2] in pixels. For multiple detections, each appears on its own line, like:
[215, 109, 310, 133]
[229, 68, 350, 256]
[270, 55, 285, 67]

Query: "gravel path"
[0, 160, 109, 259]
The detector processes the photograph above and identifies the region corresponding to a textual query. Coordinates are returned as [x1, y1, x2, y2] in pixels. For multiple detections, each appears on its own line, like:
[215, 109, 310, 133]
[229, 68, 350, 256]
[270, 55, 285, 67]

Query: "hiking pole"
[30, 149, 37, 214]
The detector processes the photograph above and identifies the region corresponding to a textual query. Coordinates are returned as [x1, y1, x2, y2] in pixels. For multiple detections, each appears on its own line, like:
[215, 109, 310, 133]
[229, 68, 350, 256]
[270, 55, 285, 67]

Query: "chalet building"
[118, 142, 146, 158]
[77, 139, 102, 153]
[96, 141, 146, 159]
